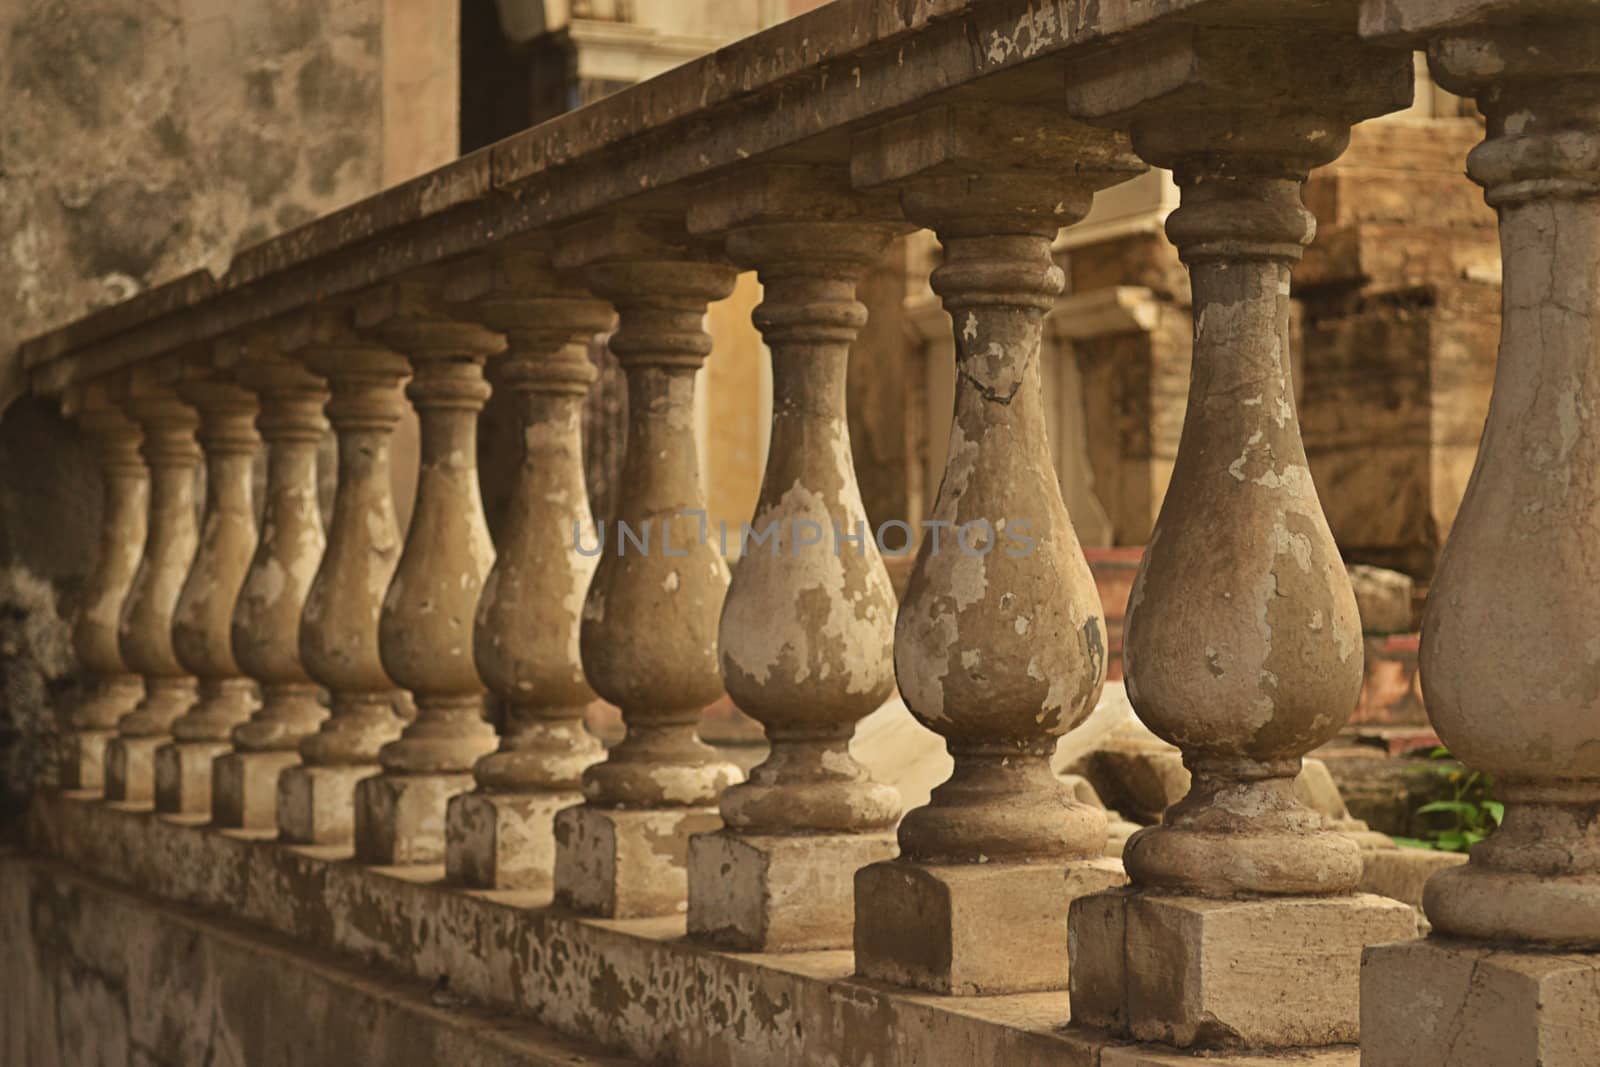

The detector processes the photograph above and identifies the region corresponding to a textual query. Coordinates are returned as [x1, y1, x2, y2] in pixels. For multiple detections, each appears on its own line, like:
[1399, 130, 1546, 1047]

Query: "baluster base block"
[1070, 889, 1416, 1050]
[104, 736, 167, 806]
[854, 857, 1126, 995]
[1361, 937, 1600, 1067]
[212, 750, 301, 830]
[276, 763, 380, 845]
[445, 790, 577, 890]
[552, 805, 721, 918]
[61, 730, 116, 792]
[353, 772, 472, 865]
[153, 741, 230, 816]
[688, 830, 897, 952]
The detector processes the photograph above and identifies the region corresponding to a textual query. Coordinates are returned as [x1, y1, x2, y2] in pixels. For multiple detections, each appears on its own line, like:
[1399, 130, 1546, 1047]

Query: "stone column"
[682, 166, 904, 951]
[155, 376, 260, 815]
[213, 354, 330, 829]
[1062, 27, 1417, 1049]
[107, 380, 200, 805]
[277, 316, 411, 846]
[440, 253, 612, 889]
[62, 390, 147, 791]
[1359, 14, 1600, 1066]
[846, 106, 1140, 995]
[550, 218, 743, 918]
[353, 285, 502, 865]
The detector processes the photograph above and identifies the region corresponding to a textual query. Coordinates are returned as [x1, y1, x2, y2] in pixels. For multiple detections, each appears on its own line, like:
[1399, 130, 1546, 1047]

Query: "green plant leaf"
[1417, 800, 1479, 817]
[1391, 836, 1436, 851]
[1483, 801, 1505, 825]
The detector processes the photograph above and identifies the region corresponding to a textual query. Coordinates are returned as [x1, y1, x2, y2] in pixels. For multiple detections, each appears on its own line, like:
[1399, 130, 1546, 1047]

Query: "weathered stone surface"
[856, 859, 1127, 996]
[1356, 847, 1466, 909]
[688, 830, 897, 952]
[684, 166, 905, 950]
[153, 740, 232, 816]
[355, 291, 502, 865]
[277, 763, 380, 847]
[108, 381, 201, 805]
[356, 772, 475, 867]
[278, 321, 410, 846]
[551, 222, 742, 917]
[1070, 890, 1417, 1049]
[1395, 17, 1600, 952]
[59, 398, 146, 792]
[442, 251, 610, 890]
[553, 806, 722, 919]
[1362, 938, 1600, 1067]
[24, 791, 1113, 1066]
[0, 853, 636, 1067]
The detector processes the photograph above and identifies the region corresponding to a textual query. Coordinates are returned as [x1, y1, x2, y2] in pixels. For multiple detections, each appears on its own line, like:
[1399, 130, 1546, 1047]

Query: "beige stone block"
[153, 741, 229, 816]
[854, 858, 1127, 995]
[1347, 565, 1415, 634]
[1362, 938, 1600, 1067]
[60, 731, 113, 792]
[687, 830, 897, 952]
[353, 772, 472, 866]
[212, 750, 300, 831]
[1069, 890, 1417, 1049]
[104, 736, 166, 806]
[1357, 847, 1466, 909]
[552, 805, 721, 918]
[277, 763, 380, 846]
[445, 791, 573, 890]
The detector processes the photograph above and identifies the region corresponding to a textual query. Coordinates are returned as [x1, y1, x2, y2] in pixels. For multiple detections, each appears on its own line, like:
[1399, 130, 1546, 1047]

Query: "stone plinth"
[446, 791, 574, 891]
[1070, 890, 1416, 1049]
[153, 741, 233, 816]
[213, 751, 302, 831]
[355, 772, 475, 867]
[105, 736, 167, 807]
[1362, 938, 1600, 1067]
[277, 764, 383, 847]
[855, 859, 1126, 995]
[687, 831, 898, 952]
[553, 806, 722, 919]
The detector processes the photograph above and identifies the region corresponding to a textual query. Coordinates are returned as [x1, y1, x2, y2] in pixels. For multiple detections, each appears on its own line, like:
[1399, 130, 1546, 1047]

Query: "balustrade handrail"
[20, 0, 1365, 397]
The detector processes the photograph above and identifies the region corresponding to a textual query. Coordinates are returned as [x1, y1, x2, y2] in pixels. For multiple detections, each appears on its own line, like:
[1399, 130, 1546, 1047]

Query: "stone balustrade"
[12, 1, 1598, 1064]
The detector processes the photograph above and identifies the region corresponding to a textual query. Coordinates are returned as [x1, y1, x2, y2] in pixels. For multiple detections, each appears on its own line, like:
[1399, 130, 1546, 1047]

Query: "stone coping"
[19, 0, 1373, 396]
[26, 790, 1358, 1067]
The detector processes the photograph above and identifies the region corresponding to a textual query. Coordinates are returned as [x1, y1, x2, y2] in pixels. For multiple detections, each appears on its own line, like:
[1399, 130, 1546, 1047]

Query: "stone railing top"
[20, 0, 1373, 398]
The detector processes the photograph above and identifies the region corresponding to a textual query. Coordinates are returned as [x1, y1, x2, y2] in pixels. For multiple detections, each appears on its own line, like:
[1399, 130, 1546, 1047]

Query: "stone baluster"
[62, 388, 147, 792]
[107, 379, 200, 805]
[1062, 27, 1417, 1050]
[352, 283, 502, 865]
[681, 166, 905, 950]
[1357, 14, 1600, 1066]
[212, 353, 330, 829]
[438, 252, 613, 889]
[276, 314, 411, 846]
[846, 106, 1140, 994]
[549, 217, 743, 918]
[155, 376, 260, 816]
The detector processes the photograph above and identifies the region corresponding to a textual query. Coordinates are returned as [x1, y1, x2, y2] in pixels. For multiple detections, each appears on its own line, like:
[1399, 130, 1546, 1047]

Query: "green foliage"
[1393, 747, 1501, 853]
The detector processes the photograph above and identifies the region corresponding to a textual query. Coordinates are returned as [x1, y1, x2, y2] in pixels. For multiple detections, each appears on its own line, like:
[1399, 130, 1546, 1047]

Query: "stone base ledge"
[24, 790, 1360, 1067]
[0, 850, 635, 1067]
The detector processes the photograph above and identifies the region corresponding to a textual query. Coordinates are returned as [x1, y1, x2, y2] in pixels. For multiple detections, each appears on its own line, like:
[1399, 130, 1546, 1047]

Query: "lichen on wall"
[0, 0, 393, 409]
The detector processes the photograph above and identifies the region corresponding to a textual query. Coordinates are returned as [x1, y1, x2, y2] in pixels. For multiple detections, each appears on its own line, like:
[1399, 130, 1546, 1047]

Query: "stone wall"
[0, 0, 456, 836]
